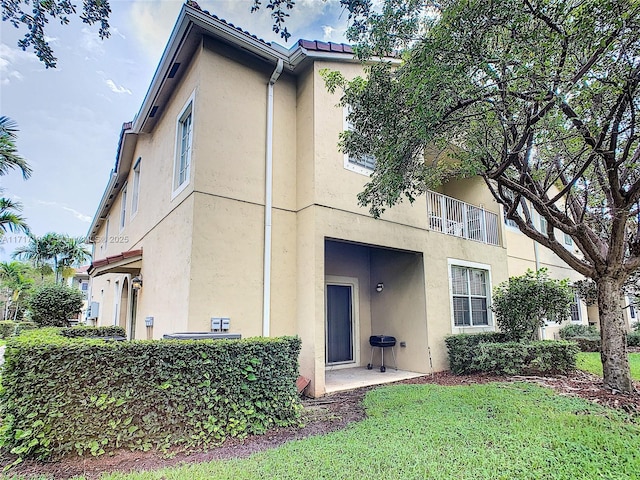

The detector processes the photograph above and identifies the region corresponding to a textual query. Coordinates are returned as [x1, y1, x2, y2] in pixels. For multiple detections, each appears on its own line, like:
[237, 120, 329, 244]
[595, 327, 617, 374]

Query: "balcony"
[427, 191, 500, 246]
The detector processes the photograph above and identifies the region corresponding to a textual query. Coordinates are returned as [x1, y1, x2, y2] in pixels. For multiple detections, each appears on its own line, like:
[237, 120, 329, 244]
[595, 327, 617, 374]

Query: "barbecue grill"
[367, 335, 397, 372]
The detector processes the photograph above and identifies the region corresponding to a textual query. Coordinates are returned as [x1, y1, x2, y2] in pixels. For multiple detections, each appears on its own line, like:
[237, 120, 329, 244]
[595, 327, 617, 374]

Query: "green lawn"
[18, 382, 634, 480]
[577, 352, 640, 380]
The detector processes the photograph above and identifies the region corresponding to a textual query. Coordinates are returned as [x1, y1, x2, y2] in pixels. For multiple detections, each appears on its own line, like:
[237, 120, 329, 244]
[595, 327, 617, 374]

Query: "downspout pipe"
[263, 59, 284, 337]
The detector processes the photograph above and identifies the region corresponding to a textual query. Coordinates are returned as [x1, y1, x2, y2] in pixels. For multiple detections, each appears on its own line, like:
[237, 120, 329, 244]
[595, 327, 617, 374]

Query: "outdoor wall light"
[376, 282, 384, 292]
[131, 276, 143, 290]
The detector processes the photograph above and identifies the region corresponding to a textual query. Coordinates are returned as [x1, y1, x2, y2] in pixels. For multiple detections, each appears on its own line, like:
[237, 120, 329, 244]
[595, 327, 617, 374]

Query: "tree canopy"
[1, 0, 111, 68]
[318, 0, 640, 393]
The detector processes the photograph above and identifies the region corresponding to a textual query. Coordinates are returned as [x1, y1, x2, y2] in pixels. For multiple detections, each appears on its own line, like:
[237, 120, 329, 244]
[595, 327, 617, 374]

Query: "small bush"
[628, 332, 640, 347]
[473, 341, 579, 375]
[1, 329, 302, 460]
[444, 333, 507, 374]
[558, 323, 598, 339]
[571, 336, 600, 352]
[445, 334, 578, 375]
[28, 284, 84, 327]
[60, 325, 126, 338]
[0, 320, 16, 339]
[14, 321, 37, 335]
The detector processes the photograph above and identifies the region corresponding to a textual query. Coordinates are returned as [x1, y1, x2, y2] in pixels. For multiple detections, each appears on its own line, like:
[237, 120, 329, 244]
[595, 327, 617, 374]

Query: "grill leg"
[380, 347, 386, 372]
[367, 346, 374, 370]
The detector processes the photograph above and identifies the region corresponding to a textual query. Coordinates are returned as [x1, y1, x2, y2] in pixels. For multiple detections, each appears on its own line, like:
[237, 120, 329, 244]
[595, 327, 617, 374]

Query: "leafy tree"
[1, 0, 111, 68]
[0, 261, 33, 320]
[0, 116, 31, 179]
[28, 283, 83, 327]
[0, 196, 28, 239]
[13, 233, 90, 283]
[312, 0, 640, 393]
[492, 269, 574, 342]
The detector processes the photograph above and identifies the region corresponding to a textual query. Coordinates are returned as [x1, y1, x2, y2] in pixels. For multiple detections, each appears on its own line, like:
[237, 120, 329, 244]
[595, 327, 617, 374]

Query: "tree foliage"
[0, 116, 31, 180]
[492, 269, 574, 342]
[318, 0, 640, 393]
[27, 283, 83, 327]
[1, 0, 111, 68]
[13, 233, 90, 284]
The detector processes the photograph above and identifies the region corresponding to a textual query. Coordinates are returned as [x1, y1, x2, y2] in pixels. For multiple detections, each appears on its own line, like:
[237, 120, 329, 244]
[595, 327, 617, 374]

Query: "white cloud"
[105, 79, 132, 95]
[35, 200, 92, 223]
[0, 43, 38, 85]
[80, 27, 106, 58]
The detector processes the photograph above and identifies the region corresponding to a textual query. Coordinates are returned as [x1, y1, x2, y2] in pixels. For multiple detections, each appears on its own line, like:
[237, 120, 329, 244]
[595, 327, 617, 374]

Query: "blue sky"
[0, 0, 351, 260]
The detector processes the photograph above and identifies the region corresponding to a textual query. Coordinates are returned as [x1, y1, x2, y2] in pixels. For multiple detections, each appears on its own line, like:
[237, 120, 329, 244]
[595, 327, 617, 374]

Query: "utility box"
[221, 317, 230, 331]
[211, 317, 222, 332]
[87, 301, 99, 319]
[145, 316, 154, 327]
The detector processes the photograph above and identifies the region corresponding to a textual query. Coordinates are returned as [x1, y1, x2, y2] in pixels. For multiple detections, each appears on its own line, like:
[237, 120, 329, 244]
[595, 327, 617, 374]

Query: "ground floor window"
[570, 294, 581, 322]
[450, 264, 490, 327]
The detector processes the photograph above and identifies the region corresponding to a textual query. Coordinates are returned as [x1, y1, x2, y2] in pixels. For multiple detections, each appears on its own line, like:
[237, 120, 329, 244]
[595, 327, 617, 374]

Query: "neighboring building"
[87, 3, 601, 396]
[67, 266, 90, 323]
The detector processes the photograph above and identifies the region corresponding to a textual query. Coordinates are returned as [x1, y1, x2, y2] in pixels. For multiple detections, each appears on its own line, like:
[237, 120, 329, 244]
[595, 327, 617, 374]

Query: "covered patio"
[325, 366, 426, 394]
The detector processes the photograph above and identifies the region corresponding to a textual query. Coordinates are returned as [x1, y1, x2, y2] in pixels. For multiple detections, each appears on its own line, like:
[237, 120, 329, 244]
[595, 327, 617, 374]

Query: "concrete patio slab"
[324, 366, 426, 394]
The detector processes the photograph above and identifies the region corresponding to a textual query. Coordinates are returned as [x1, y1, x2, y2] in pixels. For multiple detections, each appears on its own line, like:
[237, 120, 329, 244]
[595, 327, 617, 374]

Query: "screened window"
[570, 295, 581, 322]
[451, 265, 490, 327]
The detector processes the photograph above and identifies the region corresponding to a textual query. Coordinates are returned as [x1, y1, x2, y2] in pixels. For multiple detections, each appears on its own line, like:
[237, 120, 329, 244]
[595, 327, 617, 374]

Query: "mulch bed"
[3, 371, 639, 479]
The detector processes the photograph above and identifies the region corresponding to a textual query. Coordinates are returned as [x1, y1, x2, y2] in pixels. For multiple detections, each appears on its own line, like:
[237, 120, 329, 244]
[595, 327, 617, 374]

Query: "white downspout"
[263, 59, 284, 337]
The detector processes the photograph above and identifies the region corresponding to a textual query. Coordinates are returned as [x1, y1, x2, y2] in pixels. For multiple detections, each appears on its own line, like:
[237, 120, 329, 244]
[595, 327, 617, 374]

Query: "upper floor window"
[102, 216, 110, 251]
[173, 93, 194, 195]
[343, 106, 375, 175]
[120, 184, 127, 230]
[564, 232, 573, 246]
[449, 262, 491, 327]
[131, 158, 141, 216]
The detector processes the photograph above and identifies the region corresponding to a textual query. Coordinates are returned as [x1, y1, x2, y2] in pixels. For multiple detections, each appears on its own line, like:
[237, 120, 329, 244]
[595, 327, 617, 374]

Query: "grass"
[577, 352, 640, 380]
[14, 382, 635, 480]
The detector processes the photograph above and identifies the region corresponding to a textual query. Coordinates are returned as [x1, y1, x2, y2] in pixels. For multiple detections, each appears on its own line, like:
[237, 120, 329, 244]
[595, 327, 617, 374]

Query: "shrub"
[0, 320, 16, 339]
[445, 333, 578, 375]
[492, 269, 574, 341]
[558, 323, 598, 340]
[0, 329, 302, 460]
[628, 332, 640, 347]
[14, 321, 37, 335]
[571, 336, 600, 352]
[444, 333, 507, 374]
[60, 325, 126, 338]
[474, 341, 579, 375]
[27, 284, 84, 327]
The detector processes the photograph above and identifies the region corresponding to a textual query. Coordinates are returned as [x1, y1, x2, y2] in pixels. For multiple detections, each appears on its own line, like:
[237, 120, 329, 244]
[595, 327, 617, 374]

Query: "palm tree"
[13, 233, 54, 280]
[57, 236, 91, 283]
[0, 116, 32, 179]
[0, 196, 28, 238]
[0, 261, 33, 320]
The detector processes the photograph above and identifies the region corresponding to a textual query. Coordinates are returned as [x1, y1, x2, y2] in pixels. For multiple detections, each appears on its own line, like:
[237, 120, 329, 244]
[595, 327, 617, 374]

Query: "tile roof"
[90, 249, 143, 270]
[297, 40, 354, 54]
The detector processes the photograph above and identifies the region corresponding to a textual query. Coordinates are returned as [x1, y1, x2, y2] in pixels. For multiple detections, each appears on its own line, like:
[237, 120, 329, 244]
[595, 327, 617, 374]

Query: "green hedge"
[571, 336, 600, 352]
[628, 332, 640, 347]
[558, 323, 598, 340]
[1, 328, 302, 460]
[0, 321, 37, 339]
[445, 333, 578, 375]
[60, 325, 126, 338]
[0, 320, 16, 339]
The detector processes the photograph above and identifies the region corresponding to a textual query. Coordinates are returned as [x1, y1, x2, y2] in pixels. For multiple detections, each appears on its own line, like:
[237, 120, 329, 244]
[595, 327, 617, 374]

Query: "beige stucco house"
[87, 3, 609, 397]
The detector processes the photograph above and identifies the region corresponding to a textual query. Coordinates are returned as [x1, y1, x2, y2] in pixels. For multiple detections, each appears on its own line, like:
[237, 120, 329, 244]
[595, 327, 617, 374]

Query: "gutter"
[263, 58, 284, 337]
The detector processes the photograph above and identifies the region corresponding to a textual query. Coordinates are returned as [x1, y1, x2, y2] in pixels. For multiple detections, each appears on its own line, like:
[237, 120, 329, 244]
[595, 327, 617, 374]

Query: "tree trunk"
[598, 276, 635, 393]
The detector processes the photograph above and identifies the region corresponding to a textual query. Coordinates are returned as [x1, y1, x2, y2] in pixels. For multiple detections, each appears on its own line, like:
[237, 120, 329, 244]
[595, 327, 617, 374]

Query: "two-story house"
[87, 3, 598, 396]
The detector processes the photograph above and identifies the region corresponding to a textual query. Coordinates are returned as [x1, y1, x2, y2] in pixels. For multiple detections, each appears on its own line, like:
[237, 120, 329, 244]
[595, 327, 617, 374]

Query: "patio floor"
[324, 366, 426, 394]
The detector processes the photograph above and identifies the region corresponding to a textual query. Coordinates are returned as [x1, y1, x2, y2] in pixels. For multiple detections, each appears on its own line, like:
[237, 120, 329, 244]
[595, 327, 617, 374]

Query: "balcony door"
[325, 276, 359, 367]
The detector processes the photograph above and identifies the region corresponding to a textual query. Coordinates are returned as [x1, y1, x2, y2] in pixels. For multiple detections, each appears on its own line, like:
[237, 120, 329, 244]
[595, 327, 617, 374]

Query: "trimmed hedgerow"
[0, 328, 302, 460]
[60, 325, 126, 338]
[445, 333, 578, 375]
[572, 336, 600, 352]
[628, 332, 640, 347]
[444, 333, 507, 374]
[558, 323, 598, 340]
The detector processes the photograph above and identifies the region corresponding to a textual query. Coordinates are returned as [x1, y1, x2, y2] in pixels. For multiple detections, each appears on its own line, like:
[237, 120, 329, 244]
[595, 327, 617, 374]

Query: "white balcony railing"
[427, 191, 500, 246]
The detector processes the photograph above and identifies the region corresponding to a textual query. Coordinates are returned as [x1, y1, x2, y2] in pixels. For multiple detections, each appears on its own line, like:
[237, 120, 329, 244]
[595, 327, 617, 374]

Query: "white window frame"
[342, 106, 376, 176]
[119, 183, 127, 231]
[570, 294, 582, 323]
[448, 258, 494, 332]
[172, 91, 195, 198]
[131, 157, 141, 217]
